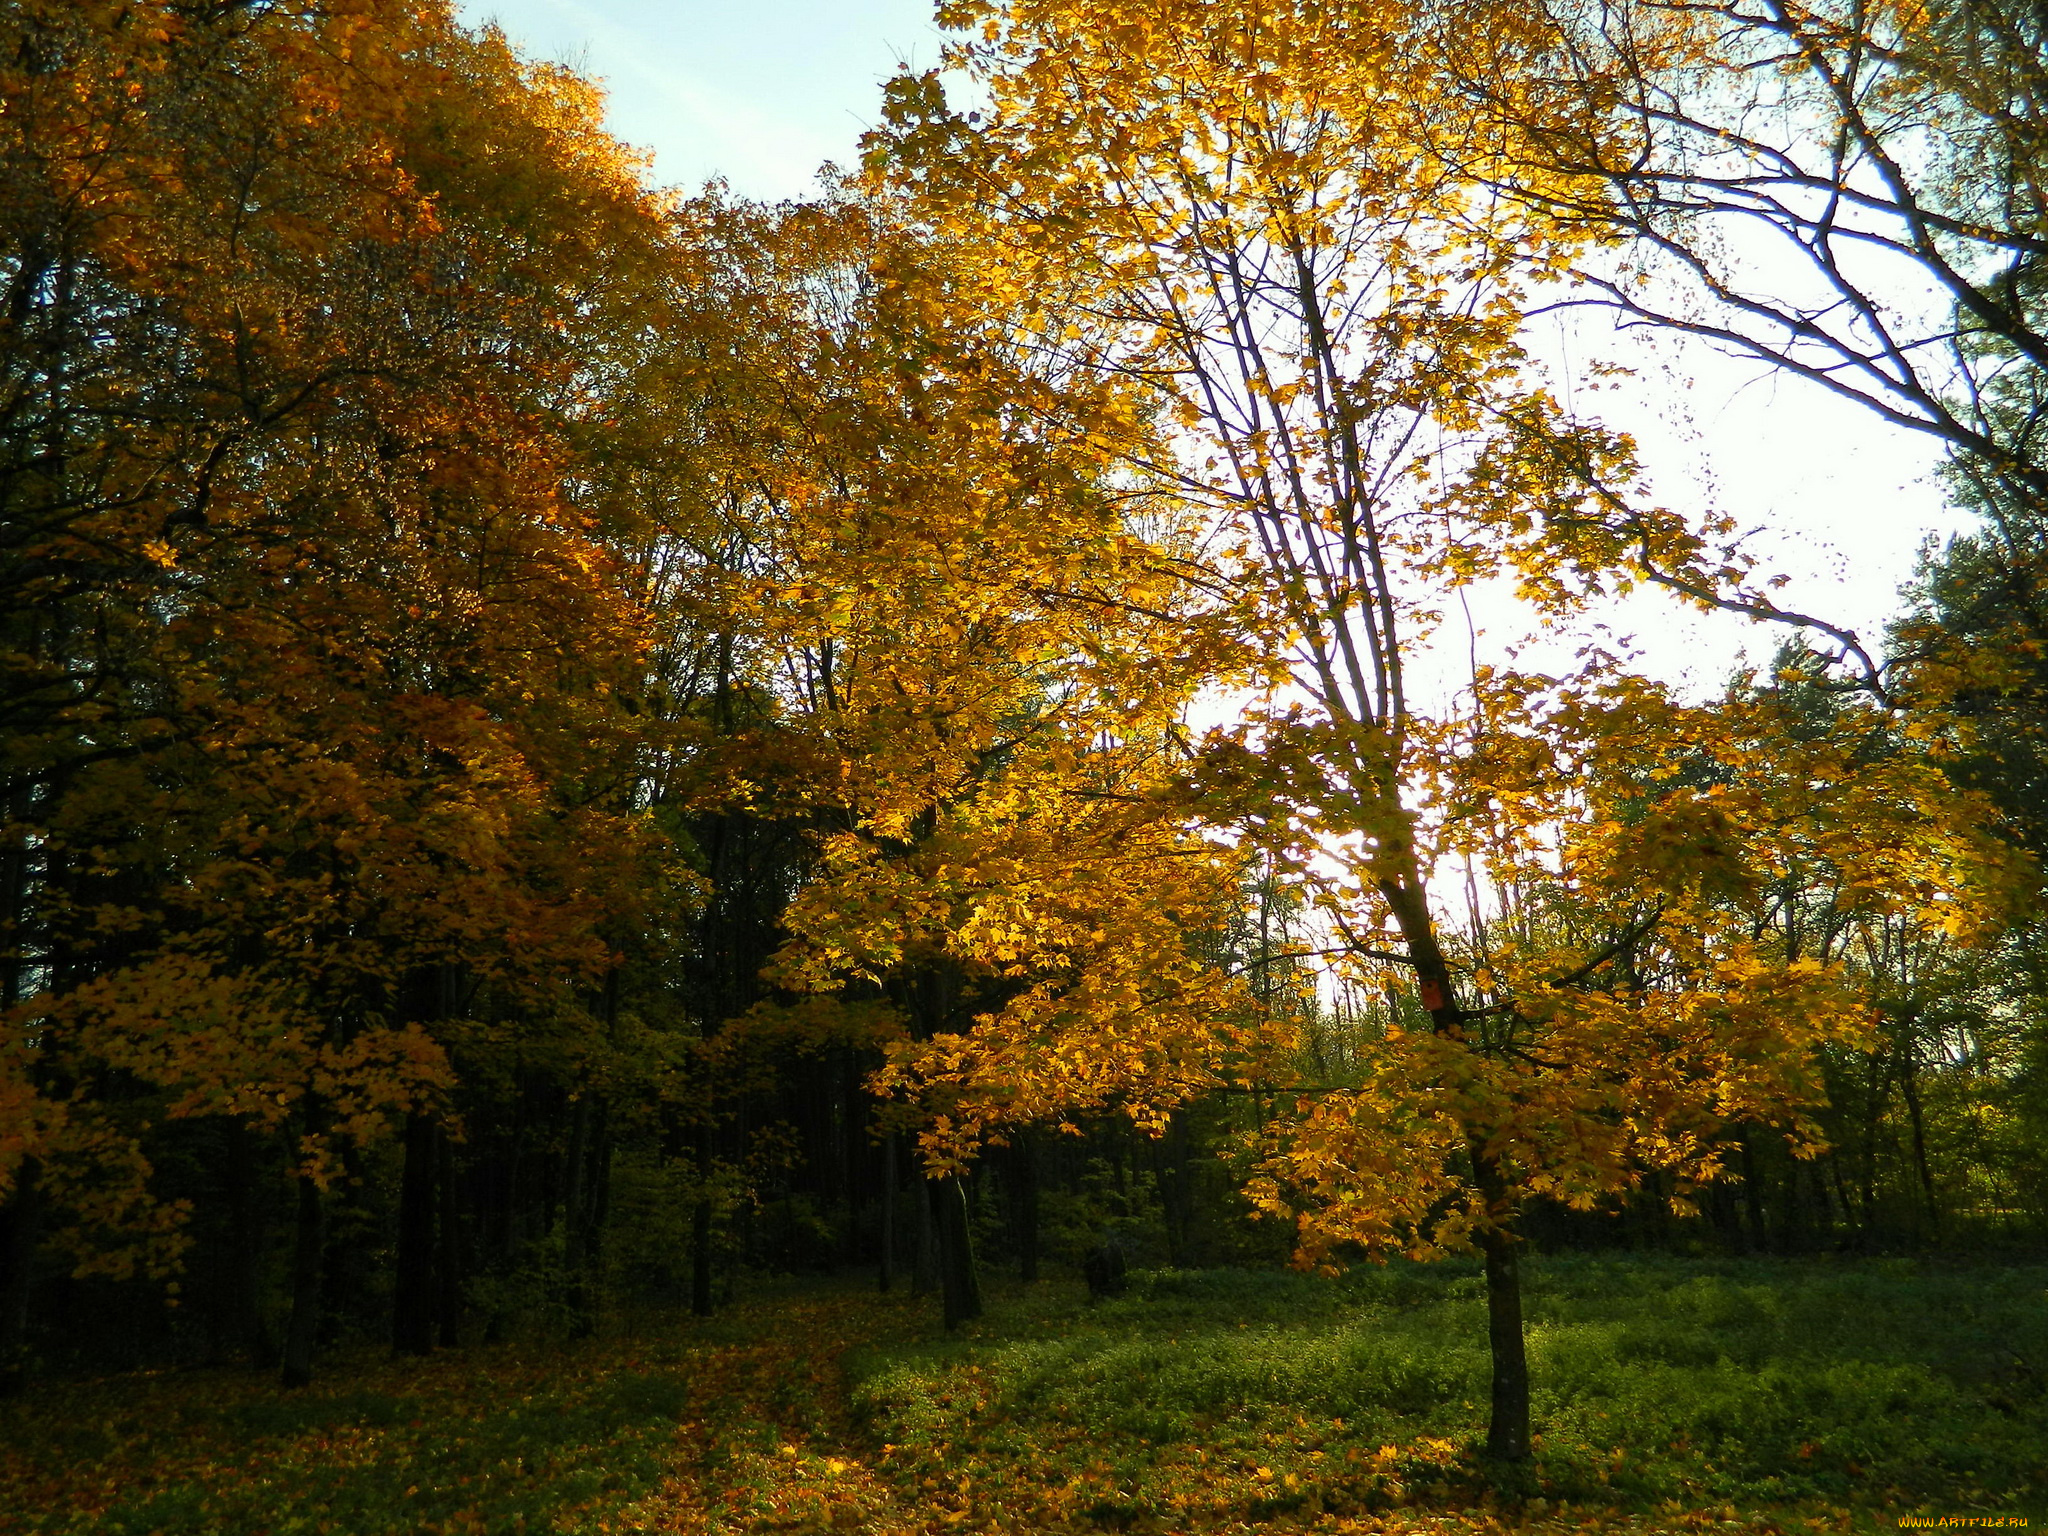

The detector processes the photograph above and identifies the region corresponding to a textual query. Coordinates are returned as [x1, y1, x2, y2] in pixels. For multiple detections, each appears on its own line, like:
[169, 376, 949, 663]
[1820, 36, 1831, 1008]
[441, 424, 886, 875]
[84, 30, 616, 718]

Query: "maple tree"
[622, 190, 1270, 1328]
[1428, 0, 2048, 1238]
[1429, 0, 2045, 512]
[862, 0, 2025, 1457]
[0, 0, 688, 1385]
[1429, 0, 2048, 827]
[0, 0, 2037, 1484]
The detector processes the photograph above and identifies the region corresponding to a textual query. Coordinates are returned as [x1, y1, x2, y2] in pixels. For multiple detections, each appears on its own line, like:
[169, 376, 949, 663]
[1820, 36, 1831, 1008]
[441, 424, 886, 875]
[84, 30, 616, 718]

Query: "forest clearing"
[3, 0, 2046, 1529]
[5, 1258, 2045, 1533]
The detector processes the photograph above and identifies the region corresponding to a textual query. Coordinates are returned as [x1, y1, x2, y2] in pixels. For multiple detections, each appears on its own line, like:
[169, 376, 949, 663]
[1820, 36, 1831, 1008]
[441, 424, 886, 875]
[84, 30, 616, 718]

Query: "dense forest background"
[1, 0, 2043, 1446]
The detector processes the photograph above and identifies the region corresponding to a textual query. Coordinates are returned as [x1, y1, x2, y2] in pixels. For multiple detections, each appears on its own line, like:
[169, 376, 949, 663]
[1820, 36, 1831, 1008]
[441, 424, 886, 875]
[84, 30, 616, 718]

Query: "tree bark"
[280, 1174, 326, 1389]
[1469, 1142, 1530, 1462]
[878, 1133, 896, 1293]
[690, 1123, 715, 1317]
[1899, 1050, 1943, 1238]
[221, 1122, 274, 1366]
[0, 1160, 40, 1397]
[1738, 1127, 1768, 1253]
[1014, 1131, 1040, 1283]
[930, 1172, 983, 1330]
[435, 1127, 462, 1348]
[911, 1169, 938, 1296]
[393, 1113, 437, 1355]
[1478, 1219, 1530, 1461]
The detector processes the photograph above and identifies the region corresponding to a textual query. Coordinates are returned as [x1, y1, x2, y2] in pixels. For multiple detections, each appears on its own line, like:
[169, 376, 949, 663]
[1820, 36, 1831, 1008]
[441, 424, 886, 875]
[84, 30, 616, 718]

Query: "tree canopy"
[0, 0, 2040, 1473]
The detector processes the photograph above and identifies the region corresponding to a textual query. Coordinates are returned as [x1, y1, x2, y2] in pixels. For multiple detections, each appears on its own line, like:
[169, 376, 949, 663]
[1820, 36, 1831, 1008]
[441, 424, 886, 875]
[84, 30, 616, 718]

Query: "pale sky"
[456, 0, 942, 201]
[458, 0, 1966, 698]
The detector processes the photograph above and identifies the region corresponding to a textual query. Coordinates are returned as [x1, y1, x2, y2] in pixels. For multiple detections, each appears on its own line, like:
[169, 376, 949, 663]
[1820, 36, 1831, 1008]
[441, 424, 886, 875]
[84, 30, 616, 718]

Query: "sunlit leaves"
[874, 0, 2023, 1295]
[0, 0, 677, 1274]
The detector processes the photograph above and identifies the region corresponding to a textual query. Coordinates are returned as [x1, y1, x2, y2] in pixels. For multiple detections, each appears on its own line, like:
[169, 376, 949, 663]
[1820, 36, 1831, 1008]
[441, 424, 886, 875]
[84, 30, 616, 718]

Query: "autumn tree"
[0, 0, 689, 1384]
[860, 0, 2024, 1457]
[624, 189, 1265, 1328]
[1430, 0, 2045, 517]
[1429, 0, 2048, 784]
[1430, 0, 2048, 1233]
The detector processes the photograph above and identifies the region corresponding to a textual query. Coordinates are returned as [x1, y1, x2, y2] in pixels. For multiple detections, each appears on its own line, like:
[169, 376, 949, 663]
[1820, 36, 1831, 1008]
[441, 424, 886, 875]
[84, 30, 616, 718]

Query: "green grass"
[3, 1257, 2043, 1533]
[0, 1286, 876, 1536]
[4, 1356, 704, 1534]
[849, 1256, 2048, 1527]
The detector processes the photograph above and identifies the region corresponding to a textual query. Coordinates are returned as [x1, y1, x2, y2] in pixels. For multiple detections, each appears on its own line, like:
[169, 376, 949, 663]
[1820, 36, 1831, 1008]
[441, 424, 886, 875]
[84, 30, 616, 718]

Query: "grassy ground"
[849, 1257, 2048, 1531]
[1, 1255, 2042, 1534]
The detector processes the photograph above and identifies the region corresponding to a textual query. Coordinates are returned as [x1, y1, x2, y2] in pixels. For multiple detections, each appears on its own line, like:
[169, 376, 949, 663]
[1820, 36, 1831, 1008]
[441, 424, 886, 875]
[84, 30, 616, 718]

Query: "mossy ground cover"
[850, 1257, 2048, 1532]
[0, 1289, 895, 1536]
[1, 1256, 2041, 1534]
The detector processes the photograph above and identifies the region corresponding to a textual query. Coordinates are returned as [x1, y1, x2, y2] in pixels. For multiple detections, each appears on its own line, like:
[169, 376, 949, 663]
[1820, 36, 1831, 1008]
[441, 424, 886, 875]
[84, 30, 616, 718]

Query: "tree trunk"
[1469, 1141, 1530, 1462]
[393, 1113, 437, 1355]
[878, 1134, 896, 1293]
[1859, 1061, 1887, 1241]
[221, 1123, 274, 1366]
[563, 1097, 591, 1263]
[1808, 1156, 1835, 1245]
[435, 1127, 462, 1348]
[1640, 1168, 1671, 1249]
[568, 1104, 609, 1340]
[690, 1122, 715, 1317]
[1737, 1127, 1768, 1253]
[905, 947, 975, 1315]
[1014, 1131, 1040, 1283]
[1899, 1052, 1942, 1238]
[0, 1160, 40, 1397]
[682, 1196, 710, 1316]
[911, 1170, 938, 1297]
[477, 1137, 514, 1345]
[1160, 1114, 1190, 1268]
[930, 1172, 982, 1330]
[1777, 1161, 1803, 1253]
[1829, 1152, 1862, 1252]
[280, 1174, 326, 1388]
[562, 1096, 596, 1337]
[1478, 1220, 1531, 1461]
[1389, 880, 1529, 1460]
[1708, 1170, 1746, 1256]
[0, 790, 40, 1398]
